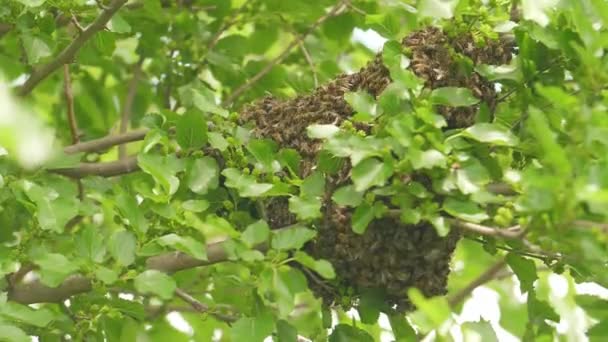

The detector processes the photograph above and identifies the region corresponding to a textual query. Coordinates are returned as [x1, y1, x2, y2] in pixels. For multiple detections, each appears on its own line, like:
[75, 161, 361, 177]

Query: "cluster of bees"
[241, 27, 513, 311]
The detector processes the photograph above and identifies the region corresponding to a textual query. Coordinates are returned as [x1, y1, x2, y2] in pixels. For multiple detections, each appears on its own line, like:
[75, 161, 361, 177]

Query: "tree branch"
[572, 220, 608, 234]
[63, 128, 149, 154]
[0, 23, 12, 38]
[223, 0, 347, 106]
[50, 155, 139, 178]
[206, 0, 251, 53]
[174, 288, 238, 323]
[119, 58, 144, 159]
[8, 237, 270, 304]
[448, 259, 507, 307]
[16, 0, 128, 96]
[449, 219, 524, 239]
[63, 65, 80, 144]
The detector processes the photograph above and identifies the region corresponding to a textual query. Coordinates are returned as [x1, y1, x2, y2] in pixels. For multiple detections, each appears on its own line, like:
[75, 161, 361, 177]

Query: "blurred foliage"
[0, 0, 608, 341]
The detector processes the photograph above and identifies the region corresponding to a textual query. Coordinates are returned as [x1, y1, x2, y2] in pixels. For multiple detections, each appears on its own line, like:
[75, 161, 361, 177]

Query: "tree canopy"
[1, 0, 608, 341]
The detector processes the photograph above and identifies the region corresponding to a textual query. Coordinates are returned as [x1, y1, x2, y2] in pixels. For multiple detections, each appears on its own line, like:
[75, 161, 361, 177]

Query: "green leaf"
[293, 251, 336, 279]
[278, 149, 301, 175]
[138, 154, 183, 196]
[109, 14, 131, 33]
[289, 196, 322, 220]
[33, 253, 79, 287]
[176, 110, 208, 150]
[186, 157, 219, 195]
[187, 84, 229, 117]
[462, 320, 499, 342]
[388, 314, 417, 341]
[222, 168, 273, 197]
[276, 320, 298, 342]
[351, 158, 393, 192]
[241, 220, 270, 247]
[576, 295, 608, 319]
[95, 266, 119, 285]
[410, 149, 447, 170]
[21, 34, 52, 64]
[418, 0, 459, 19]
[21, 181, 79, 233]
[307, 124, 340, 139]
[588, 320, 608, 341]
[0, 324, 29, 342]
[208, 132, 229, 151]
[182, 200, 210, 212]
[408, 288, 451, 328]
[329, 324, 374, 342]
[271, 227, 317, 250]
[345, 91, 380, 122]
[358, 289, 386, 324]
[247, 139, 278, 172]
[15, 0, 46, 6]
[301, 172, 326, 198]
[528, 290, 559, 323]
[157, 234, 207, 260]
[527, 107, 571, 177]
[430, 216, 450, 237]
[443, 198, 489, 223]
[75, 225, 106, 263]
[134, 270, 176, 300]
[332, 185, 363, 207]
[506, 253, 538, 293]
[231, 312, 274, 342]
[0, 302, 55, 327]
[352, 202, 375, 234]
[430, 87, 479, 107]
[108, 230, 137, 266]
[461, 123, 519, 146]
[116, 190, 149, 234]
[522, 0, 556, 27]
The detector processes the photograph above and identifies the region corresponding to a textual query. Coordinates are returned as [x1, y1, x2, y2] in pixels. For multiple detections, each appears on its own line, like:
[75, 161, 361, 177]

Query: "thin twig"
[174, 288, 210, 312]
[63, 65, 85, 200]
[62, 65, 80, 144]
[466, 236, 557, 261]
[70, 14, 85, 33]
[572, 220, 608, 233]
[17, 0, 128, 96]
[448, 259, 507, 307]
[175, 286, 237, 323]
[449, 219, 524, 239]
[223, 0, 347, 106]
[206, 0, 251, 54]
[299, 42, 319, 87]
[119, 58, 144, 159]
[345, 1, 367, 15]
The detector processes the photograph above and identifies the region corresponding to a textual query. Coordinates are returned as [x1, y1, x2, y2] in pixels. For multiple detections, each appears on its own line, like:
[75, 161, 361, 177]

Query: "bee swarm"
[240, 27, 513, 311]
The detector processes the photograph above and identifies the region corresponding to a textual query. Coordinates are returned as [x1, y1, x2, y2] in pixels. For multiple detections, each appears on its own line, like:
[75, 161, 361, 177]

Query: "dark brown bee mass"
[240, 27, 512, 311]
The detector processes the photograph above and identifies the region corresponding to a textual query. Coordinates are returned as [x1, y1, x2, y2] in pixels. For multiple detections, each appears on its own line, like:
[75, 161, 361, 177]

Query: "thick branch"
[8, 238, 269, 304]
[8, 275, 92, 304]
[223, 0, 347, 105]
[63, 129, 149, 154]
[16, 0, 128, 96]
[50, 155, 139, 178]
